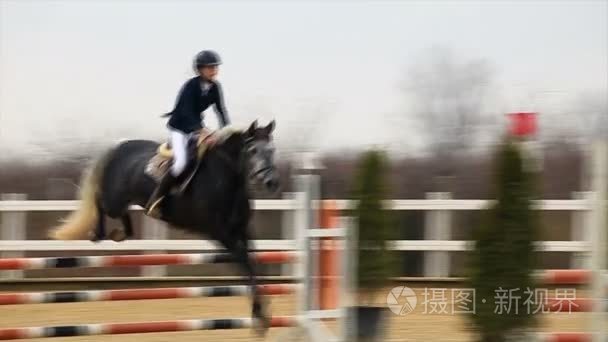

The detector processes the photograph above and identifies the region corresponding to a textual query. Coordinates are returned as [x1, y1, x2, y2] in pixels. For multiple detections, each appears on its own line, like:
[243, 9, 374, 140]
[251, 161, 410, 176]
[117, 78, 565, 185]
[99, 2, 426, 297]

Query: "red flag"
[508, 112, 537, 137]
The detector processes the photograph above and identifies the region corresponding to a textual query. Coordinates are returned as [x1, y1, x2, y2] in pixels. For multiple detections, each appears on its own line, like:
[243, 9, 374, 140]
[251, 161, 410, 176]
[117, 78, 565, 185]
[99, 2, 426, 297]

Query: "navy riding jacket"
[163, 76, 230, 134]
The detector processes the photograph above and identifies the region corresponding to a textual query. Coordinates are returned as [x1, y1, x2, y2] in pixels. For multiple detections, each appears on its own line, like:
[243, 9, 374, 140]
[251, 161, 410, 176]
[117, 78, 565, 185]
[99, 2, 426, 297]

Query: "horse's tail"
[48, 149, 112, 240]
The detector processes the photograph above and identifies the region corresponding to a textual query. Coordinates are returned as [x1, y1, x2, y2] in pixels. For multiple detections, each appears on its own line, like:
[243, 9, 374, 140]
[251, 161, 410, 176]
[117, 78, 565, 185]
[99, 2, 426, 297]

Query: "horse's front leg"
[217, 228, 269, 334]
[240, 228, 269, 330]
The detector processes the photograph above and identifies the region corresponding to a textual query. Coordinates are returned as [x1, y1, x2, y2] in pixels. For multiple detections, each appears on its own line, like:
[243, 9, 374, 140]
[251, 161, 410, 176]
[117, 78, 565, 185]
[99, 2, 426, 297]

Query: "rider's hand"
[205, 135, 218, 146]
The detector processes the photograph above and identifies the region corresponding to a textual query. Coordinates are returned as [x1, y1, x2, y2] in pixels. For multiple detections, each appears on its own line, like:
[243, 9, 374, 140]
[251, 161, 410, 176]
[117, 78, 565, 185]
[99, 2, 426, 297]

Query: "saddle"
[144, 126, 241, 193]
[145, 129, 214, 192]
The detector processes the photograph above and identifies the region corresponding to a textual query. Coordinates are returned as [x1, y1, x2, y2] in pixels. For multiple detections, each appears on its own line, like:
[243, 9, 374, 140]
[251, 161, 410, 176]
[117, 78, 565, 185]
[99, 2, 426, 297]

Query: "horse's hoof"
[252, 316, 270, 337]
[88, 231, 104, 243]
[252, 300, 270, 337]
[108, 229, 127, 242]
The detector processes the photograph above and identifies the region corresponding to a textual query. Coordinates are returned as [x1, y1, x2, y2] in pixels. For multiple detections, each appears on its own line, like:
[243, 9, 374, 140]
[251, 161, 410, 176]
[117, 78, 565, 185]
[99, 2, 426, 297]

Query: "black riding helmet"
[193, 50, 222, 70]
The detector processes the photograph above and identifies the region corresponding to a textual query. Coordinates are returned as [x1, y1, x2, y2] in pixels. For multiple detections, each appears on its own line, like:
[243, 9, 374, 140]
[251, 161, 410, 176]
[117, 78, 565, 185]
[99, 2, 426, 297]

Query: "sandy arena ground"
[0, 286, 599, 342]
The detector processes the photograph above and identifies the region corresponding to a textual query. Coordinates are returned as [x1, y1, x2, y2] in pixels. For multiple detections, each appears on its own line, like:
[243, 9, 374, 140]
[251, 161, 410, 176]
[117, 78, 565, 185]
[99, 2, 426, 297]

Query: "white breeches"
[169, 129, 189, 177]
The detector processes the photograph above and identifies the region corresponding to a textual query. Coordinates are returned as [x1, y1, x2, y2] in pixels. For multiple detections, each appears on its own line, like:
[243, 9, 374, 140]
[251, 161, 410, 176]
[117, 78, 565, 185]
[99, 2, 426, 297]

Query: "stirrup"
[146, 196, 165, 218]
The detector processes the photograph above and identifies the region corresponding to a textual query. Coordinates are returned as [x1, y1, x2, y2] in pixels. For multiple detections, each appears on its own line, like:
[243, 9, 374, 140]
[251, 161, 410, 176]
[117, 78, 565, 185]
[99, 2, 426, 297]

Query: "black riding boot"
[146, 172, 177, 218]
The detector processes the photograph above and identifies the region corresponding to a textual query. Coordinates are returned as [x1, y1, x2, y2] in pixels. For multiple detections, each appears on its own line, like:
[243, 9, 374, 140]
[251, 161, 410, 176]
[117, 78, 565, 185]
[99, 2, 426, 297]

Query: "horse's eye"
[249, 147, 258, 154]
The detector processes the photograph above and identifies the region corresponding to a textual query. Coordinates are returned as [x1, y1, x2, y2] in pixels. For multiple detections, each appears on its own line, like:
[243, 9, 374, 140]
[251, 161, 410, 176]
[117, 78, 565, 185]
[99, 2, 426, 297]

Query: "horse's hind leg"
[90, 201, 107, 242]
[108, 213, 133, 242]
[121, 214, 134, 238]
[103, 195, 132, 242]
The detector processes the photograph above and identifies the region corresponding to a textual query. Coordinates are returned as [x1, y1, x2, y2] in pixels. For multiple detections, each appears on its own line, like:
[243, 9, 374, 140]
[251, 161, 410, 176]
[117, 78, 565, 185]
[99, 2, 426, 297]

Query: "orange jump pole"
[319, 199, 339, 310]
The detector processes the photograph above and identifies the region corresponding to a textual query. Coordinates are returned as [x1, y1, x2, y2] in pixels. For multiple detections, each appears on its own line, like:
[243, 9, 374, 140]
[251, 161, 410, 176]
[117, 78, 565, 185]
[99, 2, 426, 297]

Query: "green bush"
[351, 149, 398, 304]
[467, 139, 541, 342]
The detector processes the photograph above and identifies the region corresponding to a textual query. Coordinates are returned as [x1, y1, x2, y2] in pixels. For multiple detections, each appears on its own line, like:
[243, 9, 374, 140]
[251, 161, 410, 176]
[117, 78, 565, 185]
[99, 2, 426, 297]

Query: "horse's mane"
[194, 125, 244, 158]
[214, 125, 243, 145]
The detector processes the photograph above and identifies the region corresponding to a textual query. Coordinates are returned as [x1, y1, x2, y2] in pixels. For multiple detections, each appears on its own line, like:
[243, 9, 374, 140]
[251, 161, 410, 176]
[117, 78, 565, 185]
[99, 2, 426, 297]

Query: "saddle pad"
[145, 154, 171, 183]
[144, 126, 242, 186]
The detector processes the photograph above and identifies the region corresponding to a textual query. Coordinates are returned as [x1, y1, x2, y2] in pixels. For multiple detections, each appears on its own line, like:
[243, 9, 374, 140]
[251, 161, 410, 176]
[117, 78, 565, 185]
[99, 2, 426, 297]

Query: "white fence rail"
[0, 199, 300, 212]
[0, 199, 592, 212]
[0, 141, 605, 281]
[0, 239, 592, 253]
[0, 195, 603, 281]
[0, 197, 600, 279]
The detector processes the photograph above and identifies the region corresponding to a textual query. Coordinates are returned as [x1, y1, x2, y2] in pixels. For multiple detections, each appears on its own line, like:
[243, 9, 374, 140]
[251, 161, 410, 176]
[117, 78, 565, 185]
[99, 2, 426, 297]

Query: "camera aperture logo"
[387, 286, 418, 315]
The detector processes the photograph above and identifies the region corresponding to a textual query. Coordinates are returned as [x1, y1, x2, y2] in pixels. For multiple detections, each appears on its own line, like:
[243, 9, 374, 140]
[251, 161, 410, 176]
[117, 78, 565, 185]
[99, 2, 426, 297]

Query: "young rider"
[146, 49, 231, 216]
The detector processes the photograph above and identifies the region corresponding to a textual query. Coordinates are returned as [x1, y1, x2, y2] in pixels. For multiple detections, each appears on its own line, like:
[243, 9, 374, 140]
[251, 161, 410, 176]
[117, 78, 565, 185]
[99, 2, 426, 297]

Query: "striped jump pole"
[0, 251, 298, 270]
[536, 143, 608, 342]
[541, 269, 592, 285]
[0, 175, 353, 342]
[543, 298, 595, 313]
[0, 284, 297, 305]
[536, 332, 592, 342]
[0, 316, 296, 340]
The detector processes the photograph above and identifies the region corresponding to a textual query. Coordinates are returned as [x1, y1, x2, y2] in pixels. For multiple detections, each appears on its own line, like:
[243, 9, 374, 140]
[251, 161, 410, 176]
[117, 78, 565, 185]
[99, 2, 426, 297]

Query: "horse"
[48, 120, 280, 333]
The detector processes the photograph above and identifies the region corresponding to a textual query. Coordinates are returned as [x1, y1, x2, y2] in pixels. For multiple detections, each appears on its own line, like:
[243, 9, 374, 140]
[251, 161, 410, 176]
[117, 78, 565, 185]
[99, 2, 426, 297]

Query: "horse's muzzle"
[264, 176, 280, 193]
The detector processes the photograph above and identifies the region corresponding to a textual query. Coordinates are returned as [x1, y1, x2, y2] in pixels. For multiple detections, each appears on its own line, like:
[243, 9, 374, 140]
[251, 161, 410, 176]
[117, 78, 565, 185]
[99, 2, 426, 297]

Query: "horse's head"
[243, 120, 280, 193]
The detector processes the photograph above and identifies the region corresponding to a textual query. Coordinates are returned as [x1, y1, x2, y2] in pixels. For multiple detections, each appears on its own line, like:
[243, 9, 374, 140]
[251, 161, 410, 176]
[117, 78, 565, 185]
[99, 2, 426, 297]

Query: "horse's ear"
[247, 120, 258, 137]
[264, 120, 276, 134]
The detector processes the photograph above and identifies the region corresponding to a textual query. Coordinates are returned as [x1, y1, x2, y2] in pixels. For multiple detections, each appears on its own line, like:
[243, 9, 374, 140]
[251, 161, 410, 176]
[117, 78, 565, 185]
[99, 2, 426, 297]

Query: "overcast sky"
[0, 0, 606, 158]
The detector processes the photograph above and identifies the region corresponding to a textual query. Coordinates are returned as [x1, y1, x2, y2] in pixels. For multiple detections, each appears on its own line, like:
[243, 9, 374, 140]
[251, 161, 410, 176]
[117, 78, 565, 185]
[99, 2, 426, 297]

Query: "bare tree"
[402, 47, 496, 160]
[400, 47, 497, 191]
[537, 90, 607, 147]
[570, 91, 607, 142]
[278, 97, 337, 153]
